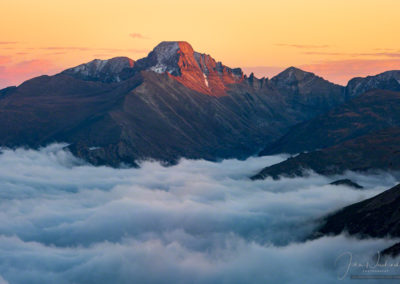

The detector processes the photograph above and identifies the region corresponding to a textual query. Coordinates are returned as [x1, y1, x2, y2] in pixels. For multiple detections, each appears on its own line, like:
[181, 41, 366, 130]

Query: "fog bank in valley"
[0, 144, 398, 284]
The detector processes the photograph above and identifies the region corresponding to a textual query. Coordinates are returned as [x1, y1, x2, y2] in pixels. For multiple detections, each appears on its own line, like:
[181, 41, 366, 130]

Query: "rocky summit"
[134, 41, 244, 96]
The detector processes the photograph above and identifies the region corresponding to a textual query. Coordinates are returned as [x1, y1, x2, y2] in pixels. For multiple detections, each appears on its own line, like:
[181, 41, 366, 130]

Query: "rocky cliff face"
[134, 41, 244, 96]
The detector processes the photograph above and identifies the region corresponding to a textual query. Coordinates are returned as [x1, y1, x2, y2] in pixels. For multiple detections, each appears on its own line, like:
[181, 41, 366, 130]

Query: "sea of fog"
[0, 144, 399, 284]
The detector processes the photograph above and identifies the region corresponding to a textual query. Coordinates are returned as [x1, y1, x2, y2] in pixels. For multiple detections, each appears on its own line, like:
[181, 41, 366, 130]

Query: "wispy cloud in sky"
[129, 33, 149, 40]
[26, 46, 148, 53]
[301, 59, 400, 85]
[303, 51, 400, 58]
[0, 41, 19, 45]
[0, 59, 60, 88]
[0, 56, 12, 65]
[275, 43, 330, 49]
[243, 59, 400, 85]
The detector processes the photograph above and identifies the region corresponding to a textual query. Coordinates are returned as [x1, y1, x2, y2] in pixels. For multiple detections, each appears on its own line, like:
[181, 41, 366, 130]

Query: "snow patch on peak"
[151, 41, 180, 62]
[203, 73, 209, 87]
[150, 64, 168, 74]
[72, 59, 109, 75]
[137, 41, 183, 76]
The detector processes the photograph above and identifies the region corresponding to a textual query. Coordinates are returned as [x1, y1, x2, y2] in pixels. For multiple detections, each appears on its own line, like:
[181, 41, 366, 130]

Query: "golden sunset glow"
[0, 0, 399, 87]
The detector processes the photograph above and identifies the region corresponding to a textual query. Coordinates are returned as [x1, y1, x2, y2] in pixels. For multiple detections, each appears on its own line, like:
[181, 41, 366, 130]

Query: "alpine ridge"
[1, 41, 397, 167]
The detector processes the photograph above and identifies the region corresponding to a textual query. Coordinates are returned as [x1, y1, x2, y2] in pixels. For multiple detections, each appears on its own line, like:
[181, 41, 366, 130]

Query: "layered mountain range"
[253, 72, 400, 180]
[0, 40, 399, 170]
[0, 41, 347, 166]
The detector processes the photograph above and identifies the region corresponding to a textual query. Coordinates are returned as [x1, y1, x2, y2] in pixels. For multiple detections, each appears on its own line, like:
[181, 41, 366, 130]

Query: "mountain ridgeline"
[0, 41, 348, 166]
[0, 41, 399, 168]
[253, 89, 400, 179]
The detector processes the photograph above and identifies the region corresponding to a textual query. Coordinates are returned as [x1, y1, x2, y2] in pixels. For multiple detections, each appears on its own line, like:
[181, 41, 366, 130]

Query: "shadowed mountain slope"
[252, 127, 400, 180]
[315, 183, 400, 238]
[260, 89, 400, 155]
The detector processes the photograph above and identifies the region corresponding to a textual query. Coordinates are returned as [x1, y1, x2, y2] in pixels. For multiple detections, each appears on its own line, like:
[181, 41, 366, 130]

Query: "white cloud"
[0, 144, 398, 283]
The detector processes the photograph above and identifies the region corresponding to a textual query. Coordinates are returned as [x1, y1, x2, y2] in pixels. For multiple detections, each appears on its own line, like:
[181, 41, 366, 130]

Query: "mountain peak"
[272, 66, 315, 83]
[62, 56, 135, 83]
[141, 41, 196, 76]
[136, 41, 244, 96]
[152, 41, 194, 55]
[271, 66, 343, 89]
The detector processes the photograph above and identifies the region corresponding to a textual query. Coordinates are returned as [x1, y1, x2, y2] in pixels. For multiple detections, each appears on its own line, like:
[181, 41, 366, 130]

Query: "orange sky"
[0, 0, 399, 88]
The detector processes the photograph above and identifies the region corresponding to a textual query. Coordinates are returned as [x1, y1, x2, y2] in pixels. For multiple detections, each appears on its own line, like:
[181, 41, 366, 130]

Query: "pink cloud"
[0, 56, 12, 65]
[0, 59, 62, 88]
[25, 46, 147, 54]
[129, 33, 148, 40]
[302, 51, 400, 58]
[275, 43, 330, 49]
[0, 41, 19, 45]
[300, 59, 400, 85]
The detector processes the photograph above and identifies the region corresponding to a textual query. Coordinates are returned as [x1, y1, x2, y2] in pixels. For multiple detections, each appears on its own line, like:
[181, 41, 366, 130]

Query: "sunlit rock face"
[135, 41, 244, 96]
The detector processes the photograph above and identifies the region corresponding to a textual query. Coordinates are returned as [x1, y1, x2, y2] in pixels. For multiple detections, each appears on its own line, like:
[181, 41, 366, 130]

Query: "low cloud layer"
[0, 145, 398, 283]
